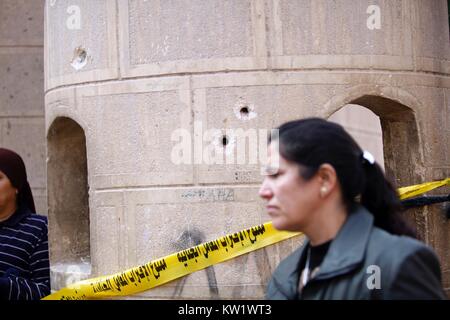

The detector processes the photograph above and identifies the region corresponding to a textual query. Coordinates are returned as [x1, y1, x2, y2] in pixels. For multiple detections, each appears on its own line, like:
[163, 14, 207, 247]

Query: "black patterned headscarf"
[0, 148, 36, 213]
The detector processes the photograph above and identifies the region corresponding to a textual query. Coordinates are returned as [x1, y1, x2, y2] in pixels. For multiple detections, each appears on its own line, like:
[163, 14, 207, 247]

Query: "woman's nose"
[259, 179, 273, 199]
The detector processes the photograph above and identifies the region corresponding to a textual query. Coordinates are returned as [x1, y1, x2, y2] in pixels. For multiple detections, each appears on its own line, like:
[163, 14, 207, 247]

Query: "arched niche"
[47, 117, 91, 289]
[329, 95, 425, 239]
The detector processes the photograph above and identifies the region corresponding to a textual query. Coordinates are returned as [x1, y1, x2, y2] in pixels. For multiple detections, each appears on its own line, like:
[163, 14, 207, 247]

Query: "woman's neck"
[304, 198, 348, 246]
[0, 203, 17, 222]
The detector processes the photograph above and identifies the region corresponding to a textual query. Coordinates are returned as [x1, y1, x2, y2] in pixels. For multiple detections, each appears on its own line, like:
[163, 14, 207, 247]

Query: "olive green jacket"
[266, 205, 447, 300]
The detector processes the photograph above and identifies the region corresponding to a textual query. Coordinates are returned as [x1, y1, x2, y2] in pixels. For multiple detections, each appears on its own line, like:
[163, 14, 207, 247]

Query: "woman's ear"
[317, 163, 338, 194]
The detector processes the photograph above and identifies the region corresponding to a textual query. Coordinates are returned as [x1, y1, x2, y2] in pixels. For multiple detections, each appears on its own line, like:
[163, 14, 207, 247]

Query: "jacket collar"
[314, 204, 374, 280]
[273, 204, 374, 298]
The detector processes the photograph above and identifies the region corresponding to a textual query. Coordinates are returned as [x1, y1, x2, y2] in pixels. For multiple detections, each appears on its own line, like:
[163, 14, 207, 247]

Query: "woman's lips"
[266, 205, 279, 214]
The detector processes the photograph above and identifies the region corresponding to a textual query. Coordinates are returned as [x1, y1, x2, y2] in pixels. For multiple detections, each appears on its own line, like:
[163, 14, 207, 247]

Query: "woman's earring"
[320, 186, 327, 198]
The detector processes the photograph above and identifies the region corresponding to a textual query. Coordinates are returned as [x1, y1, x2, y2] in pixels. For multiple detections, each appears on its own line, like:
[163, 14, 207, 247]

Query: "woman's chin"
[271, 218, 288, 231]
[271, 219, 302, 232]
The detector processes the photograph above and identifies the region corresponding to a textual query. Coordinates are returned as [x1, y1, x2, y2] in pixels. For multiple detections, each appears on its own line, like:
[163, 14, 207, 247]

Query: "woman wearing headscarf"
[0, 148, 50, 300]
[260, 118, 446, 299]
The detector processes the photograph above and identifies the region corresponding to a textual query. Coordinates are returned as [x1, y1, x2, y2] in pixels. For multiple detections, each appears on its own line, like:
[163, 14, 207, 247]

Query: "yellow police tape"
[43, 222, 300, 300]
[398, 177, 450, 200]
[43, 177, 449, 300]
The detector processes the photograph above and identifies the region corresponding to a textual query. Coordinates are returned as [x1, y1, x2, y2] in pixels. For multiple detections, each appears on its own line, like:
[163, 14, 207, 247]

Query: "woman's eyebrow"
[261, 165, 281, 175]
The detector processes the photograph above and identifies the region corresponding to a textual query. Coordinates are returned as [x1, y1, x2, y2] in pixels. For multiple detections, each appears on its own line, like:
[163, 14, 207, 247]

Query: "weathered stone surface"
[81, 90, 193, 188]
[128, 0, 254, 64]
[413, 0, 450, 61]
[119, 0, 266, 77]
[412, 87, 448, 166]
[194, 83, 348, 184]
[278, 0, 408, 56]
[45, 0, 118, 88]
[0, 0, 44, 45]
[0, 50, 44, 116]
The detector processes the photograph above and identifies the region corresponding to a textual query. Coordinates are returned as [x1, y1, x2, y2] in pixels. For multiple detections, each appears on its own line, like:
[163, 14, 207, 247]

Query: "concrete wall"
[43, 0, 450, 298]
[0, 0, 46, 214]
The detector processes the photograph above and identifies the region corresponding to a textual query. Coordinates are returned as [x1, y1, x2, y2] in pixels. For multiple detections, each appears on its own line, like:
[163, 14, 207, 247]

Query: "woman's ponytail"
[360, 159, 417, 238]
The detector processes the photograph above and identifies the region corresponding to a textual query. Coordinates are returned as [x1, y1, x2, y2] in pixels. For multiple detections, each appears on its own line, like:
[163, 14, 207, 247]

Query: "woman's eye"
[270, 172, 280, 178]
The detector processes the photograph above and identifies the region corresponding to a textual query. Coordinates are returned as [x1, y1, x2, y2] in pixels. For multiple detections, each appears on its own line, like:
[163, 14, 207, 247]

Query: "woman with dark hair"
[260, 118, 446, 299]
[0, 148, 50, 300]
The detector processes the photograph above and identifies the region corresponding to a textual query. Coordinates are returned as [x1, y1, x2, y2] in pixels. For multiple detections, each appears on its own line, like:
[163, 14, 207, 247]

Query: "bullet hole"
[234, 100, 257, 121]
[71, 47, 88, 71]
[24, 72, 29, 76]
[28, 17, 33, 21]
[222, 135, 229, 147]
[23, 28, 28, 33]
[212, 132, 235, 154]
[240, 106, 249, 117]
[6, 67, 10, 72]
[9, 94, 14, 99]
